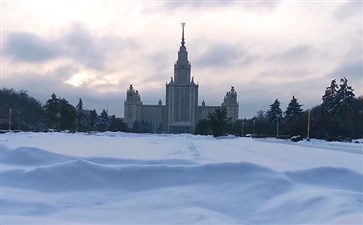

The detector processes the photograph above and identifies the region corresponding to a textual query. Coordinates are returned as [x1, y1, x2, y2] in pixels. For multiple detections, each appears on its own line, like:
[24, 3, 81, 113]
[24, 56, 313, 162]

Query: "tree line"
[1, 77, 362, 140]
[195, 77, 363, 141]
[0, 90, 129, 132]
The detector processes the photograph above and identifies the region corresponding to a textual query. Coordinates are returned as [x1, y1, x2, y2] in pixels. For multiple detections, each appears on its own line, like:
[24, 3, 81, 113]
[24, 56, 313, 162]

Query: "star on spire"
[181, 22, 186, 46]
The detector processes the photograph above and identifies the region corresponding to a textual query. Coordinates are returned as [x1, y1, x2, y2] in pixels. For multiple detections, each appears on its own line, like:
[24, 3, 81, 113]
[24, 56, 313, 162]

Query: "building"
[124, 23, 239, 133]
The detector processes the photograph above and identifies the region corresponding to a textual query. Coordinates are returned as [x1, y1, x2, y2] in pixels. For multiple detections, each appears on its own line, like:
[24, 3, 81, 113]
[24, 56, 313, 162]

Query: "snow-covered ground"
[1, 132, 362, 224]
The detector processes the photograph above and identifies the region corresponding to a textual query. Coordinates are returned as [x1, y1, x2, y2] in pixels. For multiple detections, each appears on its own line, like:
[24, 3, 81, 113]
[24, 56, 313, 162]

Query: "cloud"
[4, 32, 59, 63]
[194, 43, 250, 68]
[268, 44, 315, 63]
[2, 68, 125, 115]
[329, 60, 363, 89]
[2, 2, 362, 119]
[59, 23, 108, 70]
[162, 1, 235, 10]
[257, 68, 310, 82]
[334, 1, 363, 20]
[162, 1, 279, 12]
[4, 23, 132, 71]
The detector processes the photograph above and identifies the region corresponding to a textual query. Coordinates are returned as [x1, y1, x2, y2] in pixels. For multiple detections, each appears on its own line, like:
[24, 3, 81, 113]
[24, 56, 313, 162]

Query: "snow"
[1, 132, 363, 224]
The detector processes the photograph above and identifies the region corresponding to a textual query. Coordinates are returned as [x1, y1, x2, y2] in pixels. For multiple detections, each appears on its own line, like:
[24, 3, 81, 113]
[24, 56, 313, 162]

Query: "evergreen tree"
[109, 115, 128, 132]
[195, 119, 211, 135]
[75, 98, 88, 132]
[43, 94, 77, 131]
[0, 88, 44, 131]
[322, 77, 355, 118]
[322, 79, 339, 115]
[267, 99, 282, 124]
[209, 107, 230, 137]
[44, 93, 61, 130]
[96, 109, 109, 132]
[132, 120, 153, 133]
[89, 109, 98, 131]
[141, 121, 153, 133]
[132, 120, 141, 133]
[284, 96, 303, 121]
[336, 77, 355, 118]
[58, 98, 77, 131]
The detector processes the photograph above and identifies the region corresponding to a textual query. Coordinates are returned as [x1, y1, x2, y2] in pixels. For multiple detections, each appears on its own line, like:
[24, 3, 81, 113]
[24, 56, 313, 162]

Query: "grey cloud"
[3, 69, 124, 116]
[329, 60, 363, 86]
[162, 1, 279, 11]
[52, 65, 80, 79]
[258, 68, 309, 79]
[60, 23, 107, 70]
[235, 1, 280, 13]
[4, 23, 133, 71]
[162, 1, 234, 10]
[334, 1, 362, 20]
[268, 44, 315, 63]
[195, 43, 249, 68]
[4, 32, 59, 62]
[3, 71, 65, 99]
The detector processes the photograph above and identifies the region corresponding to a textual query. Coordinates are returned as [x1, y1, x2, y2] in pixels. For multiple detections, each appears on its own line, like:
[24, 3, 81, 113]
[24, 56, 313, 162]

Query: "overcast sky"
[2, 1, 362, 118]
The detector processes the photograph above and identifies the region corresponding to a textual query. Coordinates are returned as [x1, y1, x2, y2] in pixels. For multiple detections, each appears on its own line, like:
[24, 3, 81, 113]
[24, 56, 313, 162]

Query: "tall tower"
[166, 23, 199, 133]
[222, 86, 239, 122]
[124, 84, 142, 128]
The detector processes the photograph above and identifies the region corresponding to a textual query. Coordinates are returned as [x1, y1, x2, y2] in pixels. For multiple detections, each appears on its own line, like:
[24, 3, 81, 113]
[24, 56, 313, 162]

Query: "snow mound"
[1, 144, 196, 166]
[0, 145, 76, 166]
[2, 132, 363, 224]
[286, 167, 363, 192]
[2, 159, 289, 192]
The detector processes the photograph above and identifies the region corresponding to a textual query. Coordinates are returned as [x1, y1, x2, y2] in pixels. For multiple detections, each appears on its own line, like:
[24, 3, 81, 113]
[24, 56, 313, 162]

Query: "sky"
[1, 0, 362, 119]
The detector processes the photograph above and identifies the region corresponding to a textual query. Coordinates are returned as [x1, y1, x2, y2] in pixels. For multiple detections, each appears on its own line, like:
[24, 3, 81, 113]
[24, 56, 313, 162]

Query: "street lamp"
[253, 119, 256, 137]
[307, 110, 311, 141]
[276, 116, 279, 138]
[241, 121, 244, 137]
[8, 108, 12, 131]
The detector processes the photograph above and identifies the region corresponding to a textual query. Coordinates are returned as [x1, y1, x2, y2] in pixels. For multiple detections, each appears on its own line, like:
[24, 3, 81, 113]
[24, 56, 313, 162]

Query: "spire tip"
[181, 22, 186, 46]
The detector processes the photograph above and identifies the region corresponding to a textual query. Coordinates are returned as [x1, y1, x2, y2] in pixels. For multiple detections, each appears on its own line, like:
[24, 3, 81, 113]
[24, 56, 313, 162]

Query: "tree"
[109, 115, 128, 132]
[322, 77, 355, 118]
[322, 79, 338, 115]
[96, 109, 110, 132]
[141, 121, 153, 133]
[59, 98, 77, 131]
[284, 96, 303, 121]
[88, 110, 98, 131]
[0, 88, 44, 131]
[43, 94, 77, 131]
[267, 99, 282, 124]
[195, 119, 211, 135]
[335, 77, 355, 118]
[209, 107, 230, 137]
[131, 120, 153, 133]
[76, 98, 88, 132]
[44, 93, 61, 130]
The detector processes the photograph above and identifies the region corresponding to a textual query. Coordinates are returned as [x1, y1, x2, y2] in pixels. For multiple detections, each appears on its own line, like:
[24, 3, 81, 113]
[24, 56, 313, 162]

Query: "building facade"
[124, 23, 239, 133]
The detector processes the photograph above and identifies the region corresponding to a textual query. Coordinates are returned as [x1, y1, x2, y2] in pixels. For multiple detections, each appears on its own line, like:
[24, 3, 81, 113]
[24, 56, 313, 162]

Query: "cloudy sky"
[2, 0, 362, 118]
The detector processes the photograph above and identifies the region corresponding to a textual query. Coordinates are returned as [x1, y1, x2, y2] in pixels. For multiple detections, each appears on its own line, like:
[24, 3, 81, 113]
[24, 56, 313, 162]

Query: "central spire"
[181, 22, 186, 46]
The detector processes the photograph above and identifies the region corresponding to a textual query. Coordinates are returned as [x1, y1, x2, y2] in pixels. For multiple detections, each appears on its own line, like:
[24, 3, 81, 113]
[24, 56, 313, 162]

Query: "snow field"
[1, 132, 362, 224]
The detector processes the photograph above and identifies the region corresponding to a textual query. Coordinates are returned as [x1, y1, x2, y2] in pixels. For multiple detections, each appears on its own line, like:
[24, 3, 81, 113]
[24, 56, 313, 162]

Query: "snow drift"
[3, 159, 289, 192]
[1, 132, 362, 224]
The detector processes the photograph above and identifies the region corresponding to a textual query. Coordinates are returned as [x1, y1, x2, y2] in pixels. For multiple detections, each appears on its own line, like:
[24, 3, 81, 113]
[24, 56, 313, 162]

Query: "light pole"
[276, 116, 279, 138]
[253, 119, 256, 137]
[8, 108, 12, 131]
[241, 121, 244, 137]
[307, 110, 311, 141]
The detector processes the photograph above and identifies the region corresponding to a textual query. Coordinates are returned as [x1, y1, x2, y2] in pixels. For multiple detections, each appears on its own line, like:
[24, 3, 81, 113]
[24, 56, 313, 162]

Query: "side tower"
[166, 23, 199, 133]
[124, 84, 142, 129]
[222, 86, 239, 122]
